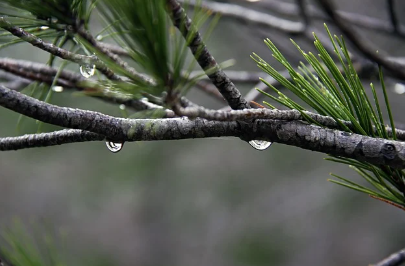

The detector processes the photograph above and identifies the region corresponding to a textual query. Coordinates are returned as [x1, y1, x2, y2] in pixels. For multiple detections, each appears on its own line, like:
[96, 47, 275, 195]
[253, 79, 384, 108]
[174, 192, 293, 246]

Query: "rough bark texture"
[0, 130, 104, 150]
[2, 86, 405, 169]
[166, 0, 250, 110]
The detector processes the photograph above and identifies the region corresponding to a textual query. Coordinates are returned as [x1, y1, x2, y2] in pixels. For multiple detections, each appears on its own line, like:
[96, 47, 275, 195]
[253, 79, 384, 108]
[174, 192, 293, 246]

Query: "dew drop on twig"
[80, 64, 96, 78]
[106, 141, 124, 153]
[249, 140, 272, 151]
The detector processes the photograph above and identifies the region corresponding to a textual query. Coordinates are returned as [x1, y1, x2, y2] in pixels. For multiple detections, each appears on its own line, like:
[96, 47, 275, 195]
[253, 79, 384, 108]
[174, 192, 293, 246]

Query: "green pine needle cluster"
[252, 24, 405, 209]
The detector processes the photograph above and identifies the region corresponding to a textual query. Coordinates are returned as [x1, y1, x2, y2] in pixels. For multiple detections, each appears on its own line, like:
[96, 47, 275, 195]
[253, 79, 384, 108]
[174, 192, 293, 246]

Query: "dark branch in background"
[317, 0, 405, 81]
[181, 0, 304, 34]
[185, 0, 404, 37]
[387, 0, 399, 34]
[166, 0, 250, 110]
[0, 17, 121, 81]
[0, 58, 175, 115]
[296, 0, 309, 28]
[372, 248, 405, 266]
[257, 0, 405, 36]
[2, 85, 405, 170]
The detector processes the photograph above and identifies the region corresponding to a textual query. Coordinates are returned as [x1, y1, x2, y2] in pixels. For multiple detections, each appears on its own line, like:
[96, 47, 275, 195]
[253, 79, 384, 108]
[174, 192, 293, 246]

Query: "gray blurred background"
[1, 0, 405, 265]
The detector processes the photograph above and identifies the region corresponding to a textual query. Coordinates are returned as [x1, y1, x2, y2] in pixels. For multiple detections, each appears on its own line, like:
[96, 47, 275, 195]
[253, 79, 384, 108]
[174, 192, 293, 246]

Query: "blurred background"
[1, 0, 405, 265]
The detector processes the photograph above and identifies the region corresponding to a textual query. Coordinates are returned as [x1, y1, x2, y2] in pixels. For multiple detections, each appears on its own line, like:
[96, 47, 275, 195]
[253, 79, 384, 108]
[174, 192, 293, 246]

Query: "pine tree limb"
[0, 17, 121, 80]
[372, 248, 405, 266]
[0, 129, 104, 151]
[166, 0, 250, 110]
[2, 85, 405, 169]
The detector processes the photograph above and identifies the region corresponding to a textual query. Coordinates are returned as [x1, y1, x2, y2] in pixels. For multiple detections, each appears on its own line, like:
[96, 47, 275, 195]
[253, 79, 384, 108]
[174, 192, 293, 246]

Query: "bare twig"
[387, 0, 399, 34]
[296, 0, 309, 28]
[372, 248, 405, 266]
[96, 42, 130, 57]
[166, 0, 250, 110]
[181, 0, 304, 34]
[76, 26, 155, 85]
[0, 17, 121, 80]
[0, 58, 174, 114]
[257, 0, 404, 35]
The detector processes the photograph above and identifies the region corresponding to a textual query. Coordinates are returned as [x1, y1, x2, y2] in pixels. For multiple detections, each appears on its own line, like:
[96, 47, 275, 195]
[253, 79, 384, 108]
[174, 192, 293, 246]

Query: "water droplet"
[119, 104, 126, 110]
[52, 86, 63, 92]
[96, 35, 103, 41]
[249, 140, 272, 150]
[106, 141, 124, 153]
[80, 64, 95, 78]
[40, 26, 49, 30]
[394, 83, 405, 94]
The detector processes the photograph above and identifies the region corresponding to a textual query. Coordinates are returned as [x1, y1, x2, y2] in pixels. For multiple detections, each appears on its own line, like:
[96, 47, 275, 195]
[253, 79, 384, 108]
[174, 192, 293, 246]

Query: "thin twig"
[296, 0, 309, 28]
[371, 248, 405, 266]
[0, 17, 121, 80]
[181, 0, 304, 34]
[0, 58, 174, 114]
[96, 42, 130, 56]
[76, 26, 155, 85]
[387, 0, 399, 34]
[256, 0, 404, 36]
[166, 0, 250, 110]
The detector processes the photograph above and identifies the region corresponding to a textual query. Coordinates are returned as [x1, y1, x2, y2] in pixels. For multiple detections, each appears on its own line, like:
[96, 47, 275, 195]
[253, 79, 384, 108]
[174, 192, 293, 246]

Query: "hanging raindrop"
[249, 140, 272, 151]
[106, 141, 124, 153]
[79, 64, 96, 78]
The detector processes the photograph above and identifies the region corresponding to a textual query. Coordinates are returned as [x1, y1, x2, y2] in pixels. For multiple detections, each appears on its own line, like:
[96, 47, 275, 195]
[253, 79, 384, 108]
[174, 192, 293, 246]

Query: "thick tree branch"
[0, 129, 105, 151]
[372, 248, 405, 266]
[2, 85, 405, 169]
[166, 0, 250, 110]
[174, 105, 405, 140]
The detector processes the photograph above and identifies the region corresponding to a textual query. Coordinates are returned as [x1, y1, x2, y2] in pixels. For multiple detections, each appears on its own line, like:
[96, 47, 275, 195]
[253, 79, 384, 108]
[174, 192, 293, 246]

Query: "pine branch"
[372, 248, 405, 266]
[166, 0, 250, 110]
[2, 85, 405, 169]
[0, 129, 104, 151]
[0, 17, 121, 80]
[0, 58, 175, 115]
[174, 105, 405, 140]
[76, 26, 155, 85]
